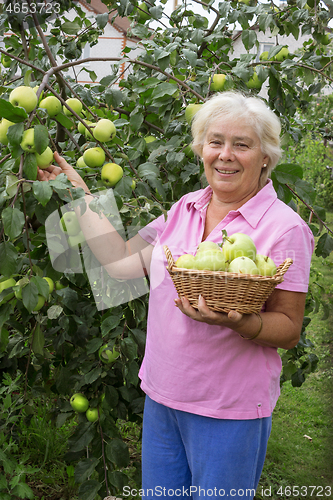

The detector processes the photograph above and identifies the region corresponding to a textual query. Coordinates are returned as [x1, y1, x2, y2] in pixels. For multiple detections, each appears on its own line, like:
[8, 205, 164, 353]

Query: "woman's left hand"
[175, 295, 244, 327]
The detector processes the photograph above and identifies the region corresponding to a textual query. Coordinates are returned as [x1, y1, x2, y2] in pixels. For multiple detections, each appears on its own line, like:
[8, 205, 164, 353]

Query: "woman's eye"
[235, 143, 249, 149]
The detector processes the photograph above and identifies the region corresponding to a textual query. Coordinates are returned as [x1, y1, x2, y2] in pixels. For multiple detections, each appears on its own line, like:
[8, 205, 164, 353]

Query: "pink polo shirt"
[138, 180, 314, 419]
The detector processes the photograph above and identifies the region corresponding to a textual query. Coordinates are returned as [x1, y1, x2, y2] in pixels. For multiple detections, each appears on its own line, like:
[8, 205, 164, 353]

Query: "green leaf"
[2, 207, 25, 240]
[0, 242, 18, 276]
[137, 162, 159, 179]
[130, 111, 144, 131]
[114, 176, 133, 198]
[241, 30, 257, 50]
[96, 12, 109, 29]
[7, 121, 24, 146]
[182, 49, 197, 67]
[273, 163, 303, 184]
[315, 233, 333, 259]
[68, 422, 95, 452]
[78, 480, 101, 500]
[32, 181, 53, 206]
[34, 124, 49, 155]
[74, 458, 99, 484]
[101, 312, 122, 336]
[11, 483, 34, 500]
[32, 323, 45, 356]
[22, 282, 39, 313]
[294, 179, 316, 205]
[23, 153, 38, 181]
[106, 438, 130, 468]
[0, 99, 28, 122]
[55, 113, 75, 129]
[62, 21, 82, 35]
[151, 82, 178, 100]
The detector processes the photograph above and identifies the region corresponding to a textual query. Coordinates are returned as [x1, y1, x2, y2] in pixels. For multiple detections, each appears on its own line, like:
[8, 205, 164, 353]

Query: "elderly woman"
[38, 91, 314, 499]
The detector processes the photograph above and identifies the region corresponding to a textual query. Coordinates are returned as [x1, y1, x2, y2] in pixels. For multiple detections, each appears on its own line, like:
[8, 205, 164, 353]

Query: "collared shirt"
[138, 180, 314, 419]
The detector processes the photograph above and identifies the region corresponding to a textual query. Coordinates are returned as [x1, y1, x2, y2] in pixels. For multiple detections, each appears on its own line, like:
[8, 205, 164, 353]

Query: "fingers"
[175, 294, 243, 327]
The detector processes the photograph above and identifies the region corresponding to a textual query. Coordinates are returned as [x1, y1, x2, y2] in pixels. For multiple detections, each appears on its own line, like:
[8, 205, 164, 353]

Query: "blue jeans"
[142, 396, 272, 500]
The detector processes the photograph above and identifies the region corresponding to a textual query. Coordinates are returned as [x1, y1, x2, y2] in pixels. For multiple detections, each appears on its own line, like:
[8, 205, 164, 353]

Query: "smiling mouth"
[215, 168, 238, 174]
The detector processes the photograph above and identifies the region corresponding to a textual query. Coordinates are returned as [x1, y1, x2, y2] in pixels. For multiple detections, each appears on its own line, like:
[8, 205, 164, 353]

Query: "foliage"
[0, 0, 333, 497]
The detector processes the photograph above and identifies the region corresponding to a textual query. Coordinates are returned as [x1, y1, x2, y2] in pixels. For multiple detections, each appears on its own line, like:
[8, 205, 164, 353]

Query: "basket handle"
[163, 245, 175, 269]
[274, 258, 293, 278]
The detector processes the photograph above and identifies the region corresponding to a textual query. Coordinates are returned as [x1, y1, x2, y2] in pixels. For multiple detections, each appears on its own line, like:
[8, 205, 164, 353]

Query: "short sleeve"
[271, 223, 314, 293]
[138, 213, 167, 246]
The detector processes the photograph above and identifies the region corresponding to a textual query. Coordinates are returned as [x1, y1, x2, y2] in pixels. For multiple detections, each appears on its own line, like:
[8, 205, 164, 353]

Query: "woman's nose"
[218, 143, 235, 161]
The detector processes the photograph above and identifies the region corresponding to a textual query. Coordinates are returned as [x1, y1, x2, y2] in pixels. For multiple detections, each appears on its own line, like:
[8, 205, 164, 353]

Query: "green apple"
[86, 407, 99, 422]
[43, 276, 54, 294]
[255, 255, 277, 276]
[0, 119, 15, 145]
[83, 147, 105, 168]
[14, 277, 28, 300]
[209, 74, 226, 91]
[68, 231, 85, 248]
[20, 128, 36, 152]
[196, 241, 220, 253]
[175, 254, 195, 269]
[227, 256, 259, 275]
[131, 179, 136, 190]
[1, 54, 11, 68]
[259, 51, 269, 61]
[222, 233, 257, 262]
[70, 393, 89, 413]
[245, 71, 262, 89]
[9, 86, 38, 113]
[137, 2, 150, 22]
[93, 119, 116, 142]
[76, 156, 87, 169]
[33, 295, 45, 311]
[321, 34, 330, 45]
[55, 281, 66, 290]
[194, 249, 226, 271]
[78, 120, 94, 136]
[101, 163, 123, 187]
[59, 211, 81, 236]
[185, 104, 202, 124]
[184, 145, 194, 159]
[85, 122, 97, 140]
[63, 97, 83, 117]
[99, 344, 120, 364]
[36, 146, 53, 169]
[39, 96, 62, 117]
[275, 47, 289, 61]
[0, 277, 16, 304]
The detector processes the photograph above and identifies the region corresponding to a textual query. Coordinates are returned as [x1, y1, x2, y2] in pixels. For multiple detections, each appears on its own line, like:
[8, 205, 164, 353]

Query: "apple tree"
[0, 0, 333, 496]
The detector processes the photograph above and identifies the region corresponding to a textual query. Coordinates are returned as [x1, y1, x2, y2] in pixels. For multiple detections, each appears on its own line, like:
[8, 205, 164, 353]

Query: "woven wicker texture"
[164, 245, 293, 314]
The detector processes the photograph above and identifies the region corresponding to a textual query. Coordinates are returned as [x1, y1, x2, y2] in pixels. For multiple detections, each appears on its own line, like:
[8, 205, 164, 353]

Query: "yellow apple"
[43, 277, 54, 294]
[1, 54, 11, 68]
[245, 71, 262, 89]
[275, 47, 289, 61]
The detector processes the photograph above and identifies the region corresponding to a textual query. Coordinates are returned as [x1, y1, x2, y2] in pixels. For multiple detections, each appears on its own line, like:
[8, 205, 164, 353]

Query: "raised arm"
[38, 152, 153, 279]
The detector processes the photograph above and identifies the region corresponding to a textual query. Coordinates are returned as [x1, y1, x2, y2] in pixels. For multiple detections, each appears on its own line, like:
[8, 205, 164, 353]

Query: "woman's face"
[202, 116, 268, 205]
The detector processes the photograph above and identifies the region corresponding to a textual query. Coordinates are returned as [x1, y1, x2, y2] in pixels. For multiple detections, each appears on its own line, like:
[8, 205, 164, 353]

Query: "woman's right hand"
[37, 151, 90, 193]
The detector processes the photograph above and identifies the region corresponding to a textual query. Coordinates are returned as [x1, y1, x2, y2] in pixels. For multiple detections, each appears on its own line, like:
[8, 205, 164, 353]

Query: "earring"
[263, 163, 267, 167]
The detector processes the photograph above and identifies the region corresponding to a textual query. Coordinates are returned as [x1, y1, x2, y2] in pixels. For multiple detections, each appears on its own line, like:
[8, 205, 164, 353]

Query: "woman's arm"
[38, 152, 154, 280]
[175, 288, 305, 350]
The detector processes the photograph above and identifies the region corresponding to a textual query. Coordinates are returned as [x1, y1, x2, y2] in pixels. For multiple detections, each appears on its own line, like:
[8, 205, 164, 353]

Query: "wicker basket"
[164, 245, 293, 314]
